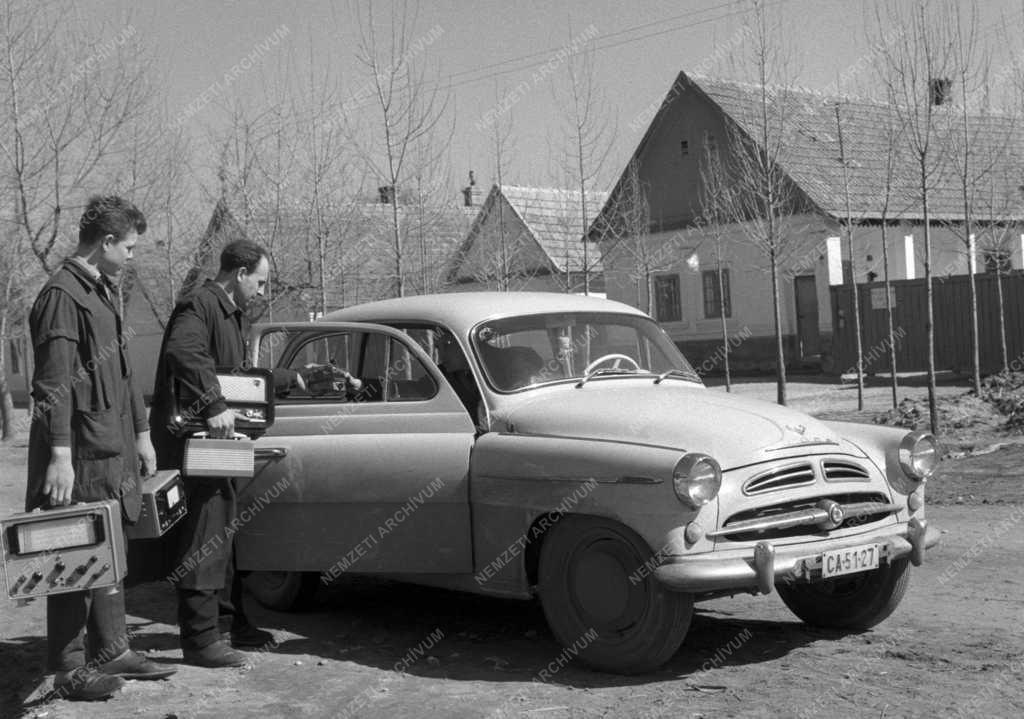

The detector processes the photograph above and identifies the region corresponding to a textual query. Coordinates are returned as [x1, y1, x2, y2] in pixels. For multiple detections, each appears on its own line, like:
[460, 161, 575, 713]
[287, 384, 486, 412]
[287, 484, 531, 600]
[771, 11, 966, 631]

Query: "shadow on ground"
[114, 576, 834, 689]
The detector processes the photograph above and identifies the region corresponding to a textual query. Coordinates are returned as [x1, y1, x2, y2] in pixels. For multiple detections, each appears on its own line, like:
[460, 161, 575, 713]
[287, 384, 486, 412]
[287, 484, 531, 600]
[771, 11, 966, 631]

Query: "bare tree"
[598, 159, 658, 312]
[0, 0, 155, 274]
[874, 0, 959, 434]
[551, 33, 615, 295]
[350, 0, 451, 298]
[943, 1, 993, 394]
[833, 101, 867, 410]
[0, 0, 156, 436]
[488, 85, 518, 292]
[715, 0, 805, 406]
[876, 103, 904, 409]
[698, 140, 735, 391]
[976, 153, 1021, 374]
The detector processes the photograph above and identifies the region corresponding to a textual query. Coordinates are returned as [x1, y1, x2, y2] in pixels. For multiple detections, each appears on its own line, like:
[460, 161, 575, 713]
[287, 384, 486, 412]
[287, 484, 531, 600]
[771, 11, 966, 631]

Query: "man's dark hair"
[78, 195, 147, 245]
[219, 239, 268, 274]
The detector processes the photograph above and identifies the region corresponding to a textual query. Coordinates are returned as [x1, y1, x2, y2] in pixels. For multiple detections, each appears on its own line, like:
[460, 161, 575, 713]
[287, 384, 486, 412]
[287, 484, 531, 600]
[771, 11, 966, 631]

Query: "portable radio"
[182, 432, 256, 478]
[2, 500, 126, 600]
[168, 368, 275, 438]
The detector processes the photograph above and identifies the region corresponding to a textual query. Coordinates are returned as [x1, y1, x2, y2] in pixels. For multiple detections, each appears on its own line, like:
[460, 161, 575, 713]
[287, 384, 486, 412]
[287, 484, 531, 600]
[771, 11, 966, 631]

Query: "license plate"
[821, 544, 879, 579]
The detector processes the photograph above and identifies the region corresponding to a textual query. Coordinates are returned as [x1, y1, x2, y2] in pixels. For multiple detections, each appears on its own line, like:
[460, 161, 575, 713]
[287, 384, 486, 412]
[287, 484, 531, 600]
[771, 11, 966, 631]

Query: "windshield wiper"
[575, 367, 638, 388]
[654, 369, 699, 384]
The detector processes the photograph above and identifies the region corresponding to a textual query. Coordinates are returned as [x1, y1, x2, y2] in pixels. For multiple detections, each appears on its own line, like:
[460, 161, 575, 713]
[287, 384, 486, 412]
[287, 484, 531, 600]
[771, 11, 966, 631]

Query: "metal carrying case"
[182, 433, 255, 478]
[169, 368, 275, 438]
[125, 470, 188, 539]
[2, 500, 126, 600]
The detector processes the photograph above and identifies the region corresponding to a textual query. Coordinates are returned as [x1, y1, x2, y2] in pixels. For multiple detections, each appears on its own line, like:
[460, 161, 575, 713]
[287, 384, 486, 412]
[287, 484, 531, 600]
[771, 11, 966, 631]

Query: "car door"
[234, 321, 475, 575]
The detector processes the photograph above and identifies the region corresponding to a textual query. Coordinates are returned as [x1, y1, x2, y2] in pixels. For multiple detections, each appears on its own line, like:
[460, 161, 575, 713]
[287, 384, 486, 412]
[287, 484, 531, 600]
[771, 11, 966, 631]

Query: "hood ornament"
[786, 423, 807, 436]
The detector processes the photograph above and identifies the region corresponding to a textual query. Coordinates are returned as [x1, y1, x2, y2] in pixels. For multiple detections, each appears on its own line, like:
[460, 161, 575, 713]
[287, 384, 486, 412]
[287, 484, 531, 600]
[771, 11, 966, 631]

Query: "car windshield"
[470, 312, 701, 392]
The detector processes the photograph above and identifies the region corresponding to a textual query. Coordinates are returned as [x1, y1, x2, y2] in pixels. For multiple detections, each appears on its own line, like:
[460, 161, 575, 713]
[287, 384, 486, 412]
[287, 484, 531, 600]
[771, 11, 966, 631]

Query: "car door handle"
[254, 447, 288, 460]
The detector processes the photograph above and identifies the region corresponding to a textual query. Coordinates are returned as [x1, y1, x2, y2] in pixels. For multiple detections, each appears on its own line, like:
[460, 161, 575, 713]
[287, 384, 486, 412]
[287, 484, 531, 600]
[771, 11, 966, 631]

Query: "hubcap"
[567, 538, 647, 633]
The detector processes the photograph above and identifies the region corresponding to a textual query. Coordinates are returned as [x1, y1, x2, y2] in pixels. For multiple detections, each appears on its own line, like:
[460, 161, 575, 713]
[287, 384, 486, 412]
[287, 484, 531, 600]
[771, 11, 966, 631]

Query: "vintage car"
[235, 292, 941, 674]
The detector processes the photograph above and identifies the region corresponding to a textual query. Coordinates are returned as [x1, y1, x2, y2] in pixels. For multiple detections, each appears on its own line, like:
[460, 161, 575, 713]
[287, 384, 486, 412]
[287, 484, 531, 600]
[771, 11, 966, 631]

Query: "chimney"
[461, 170, 479, 207]
[378, 185, 395, 204]
[929, 77, 952, 106]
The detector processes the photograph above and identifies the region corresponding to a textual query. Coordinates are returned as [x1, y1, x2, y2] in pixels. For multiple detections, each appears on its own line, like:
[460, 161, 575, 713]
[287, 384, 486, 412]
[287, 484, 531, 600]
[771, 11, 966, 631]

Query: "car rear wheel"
[776, 557, 911, 629]
[243, 570, 321, 611]
[537, 516, 693, 674]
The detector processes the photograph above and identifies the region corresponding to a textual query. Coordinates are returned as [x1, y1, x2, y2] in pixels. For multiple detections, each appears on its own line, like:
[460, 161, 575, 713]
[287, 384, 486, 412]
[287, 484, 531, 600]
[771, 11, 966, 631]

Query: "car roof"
[322, 291, 649, 329]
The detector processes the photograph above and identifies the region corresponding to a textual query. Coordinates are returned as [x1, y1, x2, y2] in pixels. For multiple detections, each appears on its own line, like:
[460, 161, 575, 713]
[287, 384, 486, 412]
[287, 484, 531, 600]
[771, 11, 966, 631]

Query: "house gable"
[450, 187, 554, 284]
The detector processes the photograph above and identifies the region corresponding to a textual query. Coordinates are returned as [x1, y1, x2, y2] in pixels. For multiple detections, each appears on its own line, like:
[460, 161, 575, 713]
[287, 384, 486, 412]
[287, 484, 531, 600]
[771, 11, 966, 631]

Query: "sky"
[79, 0, 1024, 198]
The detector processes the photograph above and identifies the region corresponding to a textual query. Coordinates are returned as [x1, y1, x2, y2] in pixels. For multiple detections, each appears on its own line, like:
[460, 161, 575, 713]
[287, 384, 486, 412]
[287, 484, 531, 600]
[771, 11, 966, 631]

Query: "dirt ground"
[2, 378, 1022, 719]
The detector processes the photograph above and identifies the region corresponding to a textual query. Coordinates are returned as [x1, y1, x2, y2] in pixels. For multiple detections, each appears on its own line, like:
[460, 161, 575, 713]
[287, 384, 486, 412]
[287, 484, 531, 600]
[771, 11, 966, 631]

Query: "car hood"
[499, 381, 861, 469]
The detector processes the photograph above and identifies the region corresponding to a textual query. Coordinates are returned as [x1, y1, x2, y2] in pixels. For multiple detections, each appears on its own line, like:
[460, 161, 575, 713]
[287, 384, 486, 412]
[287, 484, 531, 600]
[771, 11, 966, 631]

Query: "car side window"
[257, 328, 436, 403]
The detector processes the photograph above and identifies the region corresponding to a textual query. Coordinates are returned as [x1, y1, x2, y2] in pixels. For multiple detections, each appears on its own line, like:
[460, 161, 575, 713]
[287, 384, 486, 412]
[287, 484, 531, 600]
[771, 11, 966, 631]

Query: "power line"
[444, 0, 743, 83]
[441, 1, 788, 92]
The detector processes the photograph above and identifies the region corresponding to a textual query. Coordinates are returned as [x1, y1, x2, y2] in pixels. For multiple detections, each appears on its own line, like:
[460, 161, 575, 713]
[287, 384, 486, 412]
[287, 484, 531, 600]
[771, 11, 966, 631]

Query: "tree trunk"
[717, 258, 731, 392]
[880, 222, 898, 408]
[846, 222, 864, 411]
[391, 193, 403, 298]
[996, 261, 1008, 373]
[967, 251, 980, 392]
[646, 269, 655, 318]
[921, 167, 938, 435]
[0, 318, 13, 440]
[770, 250, 787, 406]
[1, 273, 17, 439]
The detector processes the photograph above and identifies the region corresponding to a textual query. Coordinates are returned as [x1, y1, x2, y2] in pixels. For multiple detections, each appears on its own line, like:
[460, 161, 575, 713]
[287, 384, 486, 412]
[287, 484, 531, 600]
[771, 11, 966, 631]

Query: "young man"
[149, 240, 277, 668]
[26, 195, 177, 701]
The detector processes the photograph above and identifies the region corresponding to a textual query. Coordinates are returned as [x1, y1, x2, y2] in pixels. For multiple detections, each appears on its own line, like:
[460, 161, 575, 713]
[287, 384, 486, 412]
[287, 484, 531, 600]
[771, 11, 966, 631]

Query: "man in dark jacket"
[26, 195, 177, 701]
[150, 239, 277, 668]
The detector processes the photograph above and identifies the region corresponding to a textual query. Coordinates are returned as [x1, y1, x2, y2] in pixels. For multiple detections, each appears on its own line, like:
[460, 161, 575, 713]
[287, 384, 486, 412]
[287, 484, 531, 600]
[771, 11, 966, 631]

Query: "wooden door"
[794, 275, 820, 357]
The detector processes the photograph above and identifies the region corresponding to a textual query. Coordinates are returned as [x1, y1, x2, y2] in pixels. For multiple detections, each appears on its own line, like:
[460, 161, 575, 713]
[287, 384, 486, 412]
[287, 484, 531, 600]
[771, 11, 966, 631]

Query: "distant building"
[447, 184, 608, 294]
[592, 71, 1024, 372]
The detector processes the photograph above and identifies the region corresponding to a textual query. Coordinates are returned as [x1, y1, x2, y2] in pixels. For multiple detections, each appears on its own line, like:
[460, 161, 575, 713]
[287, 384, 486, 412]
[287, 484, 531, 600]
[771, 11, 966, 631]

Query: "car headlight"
[898, 431, 940, 481]
[673, 453, 722, 508]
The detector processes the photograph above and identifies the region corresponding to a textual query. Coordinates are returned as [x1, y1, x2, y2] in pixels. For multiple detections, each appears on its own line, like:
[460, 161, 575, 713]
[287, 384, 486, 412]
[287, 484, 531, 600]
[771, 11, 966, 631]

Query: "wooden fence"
[830, 271, 1024, 375]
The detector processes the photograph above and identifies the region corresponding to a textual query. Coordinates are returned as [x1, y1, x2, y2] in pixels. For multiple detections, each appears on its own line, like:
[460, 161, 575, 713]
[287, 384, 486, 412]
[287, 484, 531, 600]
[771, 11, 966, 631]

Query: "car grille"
[719, 492, 892, 542]
[743, 463, 816, 495]
[822, 460, 871, 481]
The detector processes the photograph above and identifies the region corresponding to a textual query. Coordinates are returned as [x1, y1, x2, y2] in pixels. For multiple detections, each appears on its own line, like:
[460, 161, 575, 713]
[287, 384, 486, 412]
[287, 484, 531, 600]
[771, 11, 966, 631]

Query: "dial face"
[14, 515, 99, 554]
[166, 485, 181, 507]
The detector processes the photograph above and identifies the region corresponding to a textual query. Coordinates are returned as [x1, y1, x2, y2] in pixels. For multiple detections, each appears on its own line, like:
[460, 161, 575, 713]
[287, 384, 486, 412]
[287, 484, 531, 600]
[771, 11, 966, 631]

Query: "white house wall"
[603, 212, 835, 343]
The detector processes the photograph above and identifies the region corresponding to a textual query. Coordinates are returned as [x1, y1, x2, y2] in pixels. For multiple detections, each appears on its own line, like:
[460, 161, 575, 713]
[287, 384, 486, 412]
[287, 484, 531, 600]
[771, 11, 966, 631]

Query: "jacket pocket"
[72, 408, 124, 459]
[73, 455, 126, 503]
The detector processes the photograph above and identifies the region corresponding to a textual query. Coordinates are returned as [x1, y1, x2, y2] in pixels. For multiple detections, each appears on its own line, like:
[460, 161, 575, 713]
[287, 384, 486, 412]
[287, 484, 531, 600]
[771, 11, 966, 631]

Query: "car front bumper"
[654, 517, 941, 595]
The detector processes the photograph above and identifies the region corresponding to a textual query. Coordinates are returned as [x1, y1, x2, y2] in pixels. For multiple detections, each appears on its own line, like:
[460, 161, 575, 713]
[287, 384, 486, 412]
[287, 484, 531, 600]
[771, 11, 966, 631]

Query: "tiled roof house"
[448, 184, 609, 294]
[593, 70, 1024, 371]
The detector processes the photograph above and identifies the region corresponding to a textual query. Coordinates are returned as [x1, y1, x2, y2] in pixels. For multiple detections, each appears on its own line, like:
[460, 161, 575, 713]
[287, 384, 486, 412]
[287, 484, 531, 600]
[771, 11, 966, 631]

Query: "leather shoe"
[98, 650, 177, 680]
[225, 624, 275, 648]
[182, 640, 249, 668]
[53, 666, 125, 701]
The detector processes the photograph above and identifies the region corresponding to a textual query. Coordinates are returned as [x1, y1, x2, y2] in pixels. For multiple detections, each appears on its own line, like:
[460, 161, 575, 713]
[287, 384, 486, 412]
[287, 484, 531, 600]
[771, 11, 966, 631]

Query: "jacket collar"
[204, 279, 241, 318]
[63, 258, 112, 296]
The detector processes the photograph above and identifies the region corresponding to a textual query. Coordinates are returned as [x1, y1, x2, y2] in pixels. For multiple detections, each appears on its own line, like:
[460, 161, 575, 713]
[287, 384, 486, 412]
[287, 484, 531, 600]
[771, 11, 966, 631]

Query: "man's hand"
[136, 430, 157, 477]
[44, 447, 75, 506]
[207, 408, 236, 438]
[341, 370, 363, 392]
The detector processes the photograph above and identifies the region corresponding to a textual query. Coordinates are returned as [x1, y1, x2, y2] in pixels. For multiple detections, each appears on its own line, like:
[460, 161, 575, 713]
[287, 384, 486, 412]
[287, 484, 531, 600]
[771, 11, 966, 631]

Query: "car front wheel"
[537, 516, 693, 674]
[776, 557, 911, 629]
[243, 570, 321, 611]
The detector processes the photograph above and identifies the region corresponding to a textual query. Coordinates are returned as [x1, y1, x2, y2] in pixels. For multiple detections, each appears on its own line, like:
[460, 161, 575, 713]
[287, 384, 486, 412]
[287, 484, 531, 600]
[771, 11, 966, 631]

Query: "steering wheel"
[583, 353, 641, 375]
